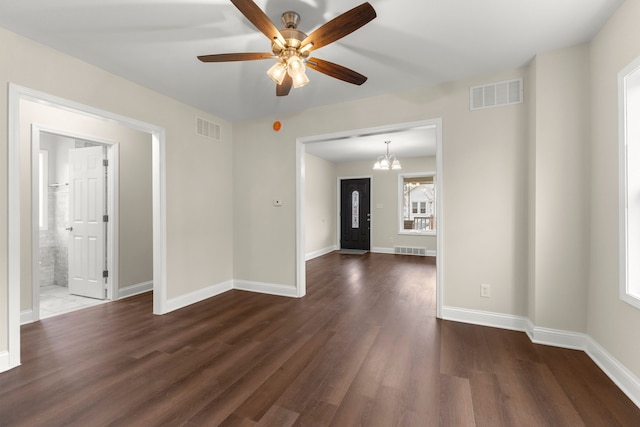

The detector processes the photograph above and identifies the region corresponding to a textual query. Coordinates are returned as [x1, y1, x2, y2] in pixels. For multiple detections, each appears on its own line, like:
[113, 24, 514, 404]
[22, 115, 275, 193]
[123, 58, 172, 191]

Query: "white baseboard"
[586, 336, 640, 409]
[525, 320, 587, 350]
[20, 309, 34, 325]
[165, 280, 233, 313]
[371, 246, 394, 254]
[443, 305, 640, 410]
[233, 280, 299, 298]
[118, 280, 153, 299]
[441, 306, 528, 331]
[305, 245, 338, 260]
[0, 351, 11, 374]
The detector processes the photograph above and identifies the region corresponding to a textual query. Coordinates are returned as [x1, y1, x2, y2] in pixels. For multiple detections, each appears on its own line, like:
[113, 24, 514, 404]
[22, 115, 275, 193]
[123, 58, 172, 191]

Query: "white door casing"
[68, 146, 106, 299]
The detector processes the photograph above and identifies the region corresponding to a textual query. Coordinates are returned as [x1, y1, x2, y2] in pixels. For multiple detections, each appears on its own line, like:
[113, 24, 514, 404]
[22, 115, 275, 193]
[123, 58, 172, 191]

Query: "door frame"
[7, 83, 167, 371]
[30, 126, 119, 321]
[296, 118, 443, 317]
[337, 175, 372, 250]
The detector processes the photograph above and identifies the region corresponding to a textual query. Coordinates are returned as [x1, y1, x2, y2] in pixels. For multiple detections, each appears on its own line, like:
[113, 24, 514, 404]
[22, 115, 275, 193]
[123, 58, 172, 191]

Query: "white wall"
[305, 153, 337, 256]
[529, 44, 590, 332]
[589, 0, 640, 378]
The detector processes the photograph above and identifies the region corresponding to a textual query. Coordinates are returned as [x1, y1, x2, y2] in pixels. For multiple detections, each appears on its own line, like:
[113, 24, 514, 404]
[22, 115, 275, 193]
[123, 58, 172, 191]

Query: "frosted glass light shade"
[292, 70, 310, 88]
[287, 55, 304, 77]
[267, 61, 287, 85]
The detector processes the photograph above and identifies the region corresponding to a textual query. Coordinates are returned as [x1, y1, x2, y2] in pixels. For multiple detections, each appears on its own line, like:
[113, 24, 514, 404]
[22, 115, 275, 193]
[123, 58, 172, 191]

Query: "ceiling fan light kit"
[197, 0, 376, 96]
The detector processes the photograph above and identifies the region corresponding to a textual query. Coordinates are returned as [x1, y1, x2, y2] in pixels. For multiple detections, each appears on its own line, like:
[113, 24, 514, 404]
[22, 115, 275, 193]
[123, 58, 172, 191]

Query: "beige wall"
[19, 100, 153, 310]
[305, 153, 337, 255]
[1, 27, 234, 354]
[334, 156, 437, 252]
[529, 44, 591, 332]
[233, 67, 529, 316]
[589, 0, 640, 376]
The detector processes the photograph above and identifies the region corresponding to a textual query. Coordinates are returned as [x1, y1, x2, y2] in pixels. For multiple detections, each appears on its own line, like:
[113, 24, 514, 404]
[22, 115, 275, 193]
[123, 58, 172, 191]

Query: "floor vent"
[470, 77, 523, 111]
[195, 116, 221, 141]
[394, 246, 427, 256]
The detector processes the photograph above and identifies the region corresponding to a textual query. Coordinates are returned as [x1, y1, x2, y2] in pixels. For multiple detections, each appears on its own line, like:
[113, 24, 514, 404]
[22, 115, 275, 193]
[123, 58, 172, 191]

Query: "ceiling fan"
[197, 0, 377, 96]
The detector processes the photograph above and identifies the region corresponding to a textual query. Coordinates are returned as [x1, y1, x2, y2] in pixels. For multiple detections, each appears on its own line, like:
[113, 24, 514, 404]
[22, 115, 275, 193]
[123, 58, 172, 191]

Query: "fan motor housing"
[271, 11, 308, 55]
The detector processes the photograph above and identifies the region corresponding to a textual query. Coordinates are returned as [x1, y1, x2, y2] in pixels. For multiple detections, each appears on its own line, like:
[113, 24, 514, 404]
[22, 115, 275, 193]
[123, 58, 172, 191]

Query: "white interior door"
[68, 146, 106, 299]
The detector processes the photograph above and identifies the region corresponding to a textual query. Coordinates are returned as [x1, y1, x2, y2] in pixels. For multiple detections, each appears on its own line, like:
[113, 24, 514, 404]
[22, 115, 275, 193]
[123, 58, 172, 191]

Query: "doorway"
[340, 178, 371, 251]
[296, 118, 443, 317]
[32, 130, 117, 320]
[7, 84, 167, 371]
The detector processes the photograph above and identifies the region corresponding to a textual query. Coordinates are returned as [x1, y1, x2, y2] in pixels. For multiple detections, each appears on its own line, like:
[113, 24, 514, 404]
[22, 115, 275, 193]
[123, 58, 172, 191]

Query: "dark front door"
[340, 178, 371, 250]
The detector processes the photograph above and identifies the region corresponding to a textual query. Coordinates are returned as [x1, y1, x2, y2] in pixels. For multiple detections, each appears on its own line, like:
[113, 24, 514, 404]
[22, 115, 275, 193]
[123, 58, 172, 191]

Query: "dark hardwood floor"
[1, 252, 639, 426]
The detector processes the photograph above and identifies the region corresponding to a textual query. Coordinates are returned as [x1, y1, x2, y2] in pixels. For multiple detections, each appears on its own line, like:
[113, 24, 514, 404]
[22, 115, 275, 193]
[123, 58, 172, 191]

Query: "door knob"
[65, 226, 73, 231]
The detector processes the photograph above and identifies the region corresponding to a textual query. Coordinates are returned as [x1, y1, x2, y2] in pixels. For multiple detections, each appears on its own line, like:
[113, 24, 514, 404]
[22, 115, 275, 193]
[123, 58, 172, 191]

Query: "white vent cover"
[195, 116, 221, 141]
[394, 246, 427, 256]
[470, 78, 523, 111]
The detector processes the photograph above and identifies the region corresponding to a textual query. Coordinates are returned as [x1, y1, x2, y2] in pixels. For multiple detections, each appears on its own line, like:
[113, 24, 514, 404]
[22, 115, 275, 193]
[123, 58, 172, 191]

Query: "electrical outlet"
[480, 284, 491, 298]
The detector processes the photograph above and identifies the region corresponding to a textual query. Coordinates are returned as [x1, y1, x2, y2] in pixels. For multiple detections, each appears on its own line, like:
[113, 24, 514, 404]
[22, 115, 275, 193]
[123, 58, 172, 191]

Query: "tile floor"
[39, 285, 108, 319]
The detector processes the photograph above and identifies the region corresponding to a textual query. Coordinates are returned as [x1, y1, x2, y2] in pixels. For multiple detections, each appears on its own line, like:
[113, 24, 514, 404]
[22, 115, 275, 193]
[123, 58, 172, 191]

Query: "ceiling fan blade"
[277, 74, 292, 96]
[306, 57, 367, 85]
[231, 0, 285, 45]
[198, 52, 273, 62]
[301, 2, 376, 51]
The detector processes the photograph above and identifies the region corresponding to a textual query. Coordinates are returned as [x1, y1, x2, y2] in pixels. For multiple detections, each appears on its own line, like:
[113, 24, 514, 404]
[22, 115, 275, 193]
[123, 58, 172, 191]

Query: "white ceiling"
[0, 0, 622, 124]
[0, 0, 622, 163]
[304, 124, 436, 163]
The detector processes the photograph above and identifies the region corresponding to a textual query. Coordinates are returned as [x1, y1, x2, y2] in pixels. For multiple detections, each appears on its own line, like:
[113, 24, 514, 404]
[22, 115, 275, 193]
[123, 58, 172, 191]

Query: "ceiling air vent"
[195, 116, 221, 141]
[470, 78, 523, 111]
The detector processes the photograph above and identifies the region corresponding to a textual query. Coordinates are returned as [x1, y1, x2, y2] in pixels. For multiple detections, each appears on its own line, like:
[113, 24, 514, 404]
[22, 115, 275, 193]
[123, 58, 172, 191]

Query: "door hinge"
[103, 270, 109, 278]
[103, 159, 109, 167]
[103, 214, 109, 222]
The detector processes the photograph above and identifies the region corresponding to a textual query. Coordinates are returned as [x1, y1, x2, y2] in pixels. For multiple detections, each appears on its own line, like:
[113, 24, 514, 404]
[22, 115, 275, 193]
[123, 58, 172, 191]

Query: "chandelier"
[373, 141, 402, 170]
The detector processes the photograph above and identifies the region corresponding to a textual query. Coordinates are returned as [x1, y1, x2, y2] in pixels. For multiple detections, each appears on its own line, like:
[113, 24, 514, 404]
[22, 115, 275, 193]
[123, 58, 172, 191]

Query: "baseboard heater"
[394, 246, 427, 256]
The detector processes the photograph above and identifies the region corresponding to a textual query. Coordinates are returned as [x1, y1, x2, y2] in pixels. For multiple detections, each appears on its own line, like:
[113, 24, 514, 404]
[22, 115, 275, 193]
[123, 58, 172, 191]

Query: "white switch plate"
[273, 199, 283, 206]
[480, 284, 491, 298]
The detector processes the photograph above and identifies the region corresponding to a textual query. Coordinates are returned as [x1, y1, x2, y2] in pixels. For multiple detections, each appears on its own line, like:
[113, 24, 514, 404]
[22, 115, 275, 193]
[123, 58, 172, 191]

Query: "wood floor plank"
[440, 374, 477, 427]
[468, 371, 514, 427]
[1, 252, 639, 426]
[233, 328, 334, 421]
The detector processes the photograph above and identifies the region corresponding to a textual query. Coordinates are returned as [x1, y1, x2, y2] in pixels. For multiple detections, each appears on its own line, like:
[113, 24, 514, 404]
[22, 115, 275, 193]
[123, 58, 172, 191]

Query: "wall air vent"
[470, 78, 523, 111]
[195, 116, 221, 141]
[394, 246, 427, 256]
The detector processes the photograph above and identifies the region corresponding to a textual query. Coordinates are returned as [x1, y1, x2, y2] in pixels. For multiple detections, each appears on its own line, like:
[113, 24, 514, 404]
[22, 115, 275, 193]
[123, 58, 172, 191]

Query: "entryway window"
[619, 55, 640, 310]
[399, 173, 436, 235]
[352, 190, 360, 228]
